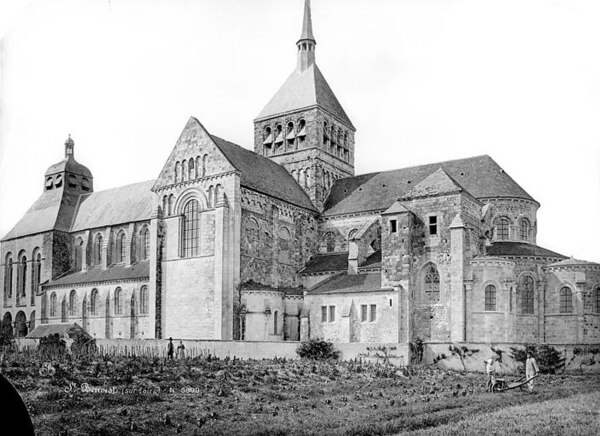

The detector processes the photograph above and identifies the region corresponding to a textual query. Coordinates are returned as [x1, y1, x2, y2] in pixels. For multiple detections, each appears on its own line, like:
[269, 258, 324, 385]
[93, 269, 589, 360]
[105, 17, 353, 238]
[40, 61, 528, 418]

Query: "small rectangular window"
[321, 306, 327, 323]
[429, 216, 438, 235]
[390, 219, 397, 233]
[361, 304, 368, 322]
[329, 306, 335, 322]
[370, 304, 377, 322]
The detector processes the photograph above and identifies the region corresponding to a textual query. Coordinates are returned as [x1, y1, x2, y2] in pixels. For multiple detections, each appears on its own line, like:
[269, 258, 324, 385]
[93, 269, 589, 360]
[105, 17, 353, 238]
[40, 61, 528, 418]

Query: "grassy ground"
[1, 352, 599, 435]
[404, 391, 600, 436]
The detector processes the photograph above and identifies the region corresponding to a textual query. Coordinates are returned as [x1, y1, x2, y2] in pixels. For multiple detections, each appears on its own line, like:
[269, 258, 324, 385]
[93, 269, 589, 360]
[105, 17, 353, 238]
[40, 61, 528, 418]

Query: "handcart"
[492, 374, 538, 392]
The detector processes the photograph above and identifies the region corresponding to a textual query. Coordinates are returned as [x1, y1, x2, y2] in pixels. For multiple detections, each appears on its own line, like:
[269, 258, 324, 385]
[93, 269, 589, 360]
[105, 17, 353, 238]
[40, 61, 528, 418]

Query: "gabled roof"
[70, 181, 155, 231]
[43, 261, 150, 289]
[323, 155, 535, 217]
[211, 135, 317, 212]
[27, 323, 90, 339]
[255, 64, 354, 129]
[308, 272, 384, 295]
[401, 168, 464, 200]
[485, 242, 566, 259]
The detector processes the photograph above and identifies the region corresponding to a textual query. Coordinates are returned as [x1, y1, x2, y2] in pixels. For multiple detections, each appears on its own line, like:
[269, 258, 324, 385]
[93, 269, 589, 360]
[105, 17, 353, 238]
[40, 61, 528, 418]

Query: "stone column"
[449, 215, 466, 342]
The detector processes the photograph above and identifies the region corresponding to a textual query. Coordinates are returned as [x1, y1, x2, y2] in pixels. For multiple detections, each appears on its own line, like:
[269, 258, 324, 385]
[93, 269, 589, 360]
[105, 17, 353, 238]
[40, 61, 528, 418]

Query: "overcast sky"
[1, 0, 599, 262]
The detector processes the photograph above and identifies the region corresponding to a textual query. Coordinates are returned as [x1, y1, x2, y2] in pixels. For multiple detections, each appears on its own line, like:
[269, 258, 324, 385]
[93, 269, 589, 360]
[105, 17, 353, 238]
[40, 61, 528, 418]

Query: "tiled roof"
[546, 258, 600, 268]
[240, 280, 304, 296]
[485, 242, 566, 259]
[211, 135, 317, 212]
[360, 250, 381, 269]
[401, 168, 464, 200]
[300, 252, 348, 275]
[45, 156, 92, 178]
[43, 261, 150, 288]
[323, 155, 535, 217]
[70, 181, 155, 231]
[27, 323, 90, 339]
[308, 272, 384, 295]
[255, 64, 354, 129]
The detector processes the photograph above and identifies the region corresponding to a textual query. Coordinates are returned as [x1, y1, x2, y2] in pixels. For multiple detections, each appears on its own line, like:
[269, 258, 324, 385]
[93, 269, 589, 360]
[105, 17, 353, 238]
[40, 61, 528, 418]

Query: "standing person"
[176, 340, 186, 359]
[167, 337, 174, 360]
[525, 351, 540, 392]
[485, 358, 497, 392]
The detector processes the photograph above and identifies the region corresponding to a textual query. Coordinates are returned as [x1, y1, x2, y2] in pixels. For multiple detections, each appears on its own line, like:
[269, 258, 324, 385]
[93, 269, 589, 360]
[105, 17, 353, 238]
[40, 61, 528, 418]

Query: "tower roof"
[255, 63, 354, 129]
[298, 0, 315, 43]
[45, 135, 92, 178]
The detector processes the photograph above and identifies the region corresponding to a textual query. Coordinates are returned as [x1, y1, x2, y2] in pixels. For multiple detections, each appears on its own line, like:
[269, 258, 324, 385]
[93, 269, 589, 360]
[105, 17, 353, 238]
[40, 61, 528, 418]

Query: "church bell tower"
[253, 0, 355, 211]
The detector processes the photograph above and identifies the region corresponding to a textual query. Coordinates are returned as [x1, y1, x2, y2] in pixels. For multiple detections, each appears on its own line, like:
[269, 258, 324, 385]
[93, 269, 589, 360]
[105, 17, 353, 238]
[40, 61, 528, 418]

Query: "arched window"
[140, 286, 148, 315]
[17, 253, 27, 304]
[324, 232, 336, 252]
[182, 199, 200, 257]
[91, 289, 99, 315]
[202, 154, 208, 177]
[195, 156, 201, 178]
[424, 264, 440, 302]
[116, 232, 126, 263]
[30, 310, 36, 331]
[594, 286, 600, 314]
[175, 161, 181, 183]
[520, 276, 535, 314]
[74, 237, 83, 270]
[519, 218, 530, 241]
[245, 218, 259, 255]
[81, 177, 91, 191]
[69, 290, 77, 316]
[303, 168, 309, 188]
[485, 285, 497, 311]
[32, 252, 41, 305]
[15, 311, 27, 337]
[114, 287, 122, 315]
[50, 293, 57, 317]
[168, 194, 175, 216]
[94, 234, 103, 265]
[61, 296, 67, 322]
[4, 254, 13, 302]
[215, 184, 223, 205]
[496, 218, 510, 240]
[207, 186, 214, 208]
[274, 310, 278, 335]
[559, 287, 573, 313]
[182, 159, 188, 182]
[41, 293, 48, 322]
[139, 227, 149, 261]
[162, 195, 168, 216]
[189, 158, 195, 179]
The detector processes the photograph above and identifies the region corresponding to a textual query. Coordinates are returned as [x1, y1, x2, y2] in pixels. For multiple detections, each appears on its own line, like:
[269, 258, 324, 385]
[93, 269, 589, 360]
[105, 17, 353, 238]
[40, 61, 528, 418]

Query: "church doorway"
[2, 312, 13, 337]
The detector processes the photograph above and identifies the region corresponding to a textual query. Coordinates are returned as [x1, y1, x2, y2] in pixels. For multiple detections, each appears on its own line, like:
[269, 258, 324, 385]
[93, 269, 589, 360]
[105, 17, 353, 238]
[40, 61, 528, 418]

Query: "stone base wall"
[423, 342, 600, 374]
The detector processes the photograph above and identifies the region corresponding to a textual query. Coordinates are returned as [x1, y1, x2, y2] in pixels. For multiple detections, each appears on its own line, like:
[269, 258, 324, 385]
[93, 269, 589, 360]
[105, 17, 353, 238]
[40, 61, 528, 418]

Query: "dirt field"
[2, 353, 599, 435]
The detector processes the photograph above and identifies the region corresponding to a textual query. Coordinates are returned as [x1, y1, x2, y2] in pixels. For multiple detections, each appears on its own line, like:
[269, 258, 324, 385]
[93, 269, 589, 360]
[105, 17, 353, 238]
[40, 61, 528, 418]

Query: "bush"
[70, 332, 97, 357]
[296, 339, 340, 360]
[510, 343, 564, 374]
[38, 334, 67, 359]
[0, 323, 15, 351]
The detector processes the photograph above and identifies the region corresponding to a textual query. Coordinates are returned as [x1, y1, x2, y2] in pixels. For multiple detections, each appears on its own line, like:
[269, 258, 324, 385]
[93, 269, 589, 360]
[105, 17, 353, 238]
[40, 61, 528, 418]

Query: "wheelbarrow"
[492, 374, 538, 392]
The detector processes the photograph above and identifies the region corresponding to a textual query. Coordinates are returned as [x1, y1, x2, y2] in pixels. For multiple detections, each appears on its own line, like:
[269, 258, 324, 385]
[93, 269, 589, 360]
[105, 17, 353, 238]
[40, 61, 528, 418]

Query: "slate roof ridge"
[546, 257, 600, 268]
[401, 167, 467, 200]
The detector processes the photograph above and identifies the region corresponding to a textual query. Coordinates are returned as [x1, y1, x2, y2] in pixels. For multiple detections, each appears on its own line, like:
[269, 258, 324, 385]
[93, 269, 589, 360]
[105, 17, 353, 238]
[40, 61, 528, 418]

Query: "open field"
[2, 352, 599, 435]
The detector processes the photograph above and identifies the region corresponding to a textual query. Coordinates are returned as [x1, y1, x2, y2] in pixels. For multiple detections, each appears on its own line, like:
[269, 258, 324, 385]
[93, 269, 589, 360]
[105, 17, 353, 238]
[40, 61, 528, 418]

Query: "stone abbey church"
[2, 0, 599, 345]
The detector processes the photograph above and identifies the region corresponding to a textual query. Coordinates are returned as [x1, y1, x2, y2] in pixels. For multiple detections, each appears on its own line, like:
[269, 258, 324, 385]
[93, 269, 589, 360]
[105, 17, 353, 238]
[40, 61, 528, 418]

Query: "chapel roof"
[255, 63, 354, 129]
[211, 135, 317, 212]
[546, 257, 600, 268]
[43, 261, 150, 289]
[485, 242, 566, 259]
[323, 155, 535, 217]
[300, 250, 381, 275]
[27, 323, 90, 339]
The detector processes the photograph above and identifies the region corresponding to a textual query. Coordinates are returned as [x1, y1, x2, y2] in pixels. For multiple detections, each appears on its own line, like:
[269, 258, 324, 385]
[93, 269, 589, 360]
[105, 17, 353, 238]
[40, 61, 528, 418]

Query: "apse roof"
[323, 155, 535, 217]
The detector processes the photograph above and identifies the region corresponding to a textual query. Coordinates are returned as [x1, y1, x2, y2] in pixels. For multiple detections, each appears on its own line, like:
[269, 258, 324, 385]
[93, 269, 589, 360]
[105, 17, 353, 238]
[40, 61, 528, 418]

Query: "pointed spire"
[296, 0, 316, 71]
[298, 0, 315, 43]
[65, 134, 74, 158]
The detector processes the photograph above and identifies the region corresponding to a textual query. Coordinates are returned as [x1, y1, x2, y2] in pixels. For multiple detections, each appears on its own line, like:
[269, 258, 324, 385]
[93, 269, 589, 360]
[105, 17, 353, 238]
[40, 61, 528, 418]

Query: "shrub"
[296, 339, 340, 361]
[70, 332, 97, 357]
[0, 323, 15, 351]
[38, 334, 67, 359]
[510, 343, 564, 374]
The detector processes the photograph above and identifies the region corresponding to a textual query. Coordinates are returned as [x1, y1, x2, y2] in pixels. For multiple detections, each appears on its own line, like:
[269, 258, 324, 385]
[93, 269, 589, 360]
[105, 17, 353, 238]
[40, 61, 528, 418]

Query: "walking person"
[525, 351, 540, 392]
[167, 337, 174, 360]
[176, 340, 186, 359]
